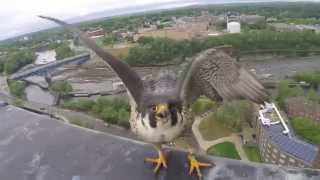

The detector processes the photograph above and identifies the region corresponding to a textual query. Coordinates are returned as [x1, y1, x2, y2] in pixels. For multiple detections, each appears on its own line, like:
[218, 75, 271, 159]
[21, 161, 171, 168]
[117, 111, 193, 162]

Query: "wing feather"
[179, 48, 269, 105]
[38, 16, 144, 104]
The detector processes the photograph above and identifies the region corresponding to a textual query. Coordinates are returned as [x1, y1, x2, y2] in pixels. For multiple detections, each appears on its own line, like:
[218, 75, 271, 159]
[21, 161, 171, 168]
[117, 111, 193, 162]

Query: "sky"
[0, 0, 319, 40]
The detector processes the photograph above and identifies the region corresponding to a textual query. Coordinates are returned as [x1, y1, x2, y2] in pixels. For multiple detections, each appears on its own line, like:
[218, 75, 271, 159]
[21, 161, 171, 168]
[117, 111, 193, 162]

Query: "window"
[289, 158, 296, 163]
[273, 148, 278, 153]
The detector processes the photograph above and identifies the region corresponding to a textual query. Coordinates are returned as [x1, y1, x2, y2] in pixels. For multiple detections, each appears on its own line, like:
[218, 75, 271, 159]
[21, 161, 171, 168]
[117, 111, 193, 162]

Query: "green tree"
[276, 80, 304, 108]
[307, 89, 319, 103]
[49, 80, 73, 97]
[113, 98, 130, 111]
[91, 97, 112, 113]
[74, 99, 95, 111]
[102, 35, 118, 46]
[291, 117, 320, 144]
[126, 30, 320, 65]
[213, 100, 253, 131]
[101, 107, 118, 124]
[0, 61, 4, 73]
[55, 43, 75, 60]
[117, 109, 130, 128]
[137, 36, 154, 45]
[8, 80, 26, 98]
[294, 72, 320, 89]
[4, 51, 35, 74]
[63, 97, 131, 128]
[192, 98, 217, 116]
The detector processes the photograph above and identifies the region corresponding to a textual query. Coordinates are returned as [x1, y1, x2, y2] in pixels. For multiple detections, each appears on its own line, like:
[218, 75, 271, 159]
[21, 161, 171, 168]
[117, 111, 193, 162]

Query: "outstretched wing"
[39, 16, 144, 104]
[178, 48, 269, 106]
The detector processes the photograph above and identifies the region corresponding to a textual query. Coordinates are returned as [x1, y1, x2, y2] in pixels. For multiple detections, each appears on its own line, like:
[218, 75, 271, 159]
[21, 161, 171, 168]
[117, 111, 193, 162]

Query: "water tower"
[227, 21, 241, 33]
[226, 13, 241, 34]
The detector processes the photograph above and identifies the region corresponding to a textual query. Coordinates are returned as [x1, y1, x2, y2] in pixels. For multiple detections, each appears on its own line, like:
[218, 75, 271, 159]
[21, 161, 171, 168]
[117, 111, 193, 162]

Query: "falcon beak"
[156, 103, 169, 118]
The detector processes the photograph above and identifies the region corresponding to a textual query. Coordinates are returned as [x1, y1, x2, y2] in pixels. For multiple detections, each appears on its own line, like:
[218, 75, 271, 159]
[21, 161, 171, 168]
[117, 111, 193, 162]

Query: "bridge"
[9, 53, 90, 80]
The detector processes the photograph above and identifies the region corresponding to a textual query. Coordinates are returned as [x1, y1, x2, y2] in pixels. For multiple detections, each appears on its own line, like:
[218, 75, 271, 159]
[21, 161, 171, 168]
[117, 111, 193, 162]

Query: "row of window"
[259, 135, 306, 167]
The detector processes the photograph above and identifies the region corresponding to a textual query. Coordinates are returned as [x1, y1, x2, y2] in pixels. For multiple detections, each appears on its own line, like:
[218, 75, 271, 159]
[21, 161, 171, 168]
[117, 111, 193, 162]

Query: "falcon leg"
[188, 153, 212, 180]
[144, 144, 167, 174]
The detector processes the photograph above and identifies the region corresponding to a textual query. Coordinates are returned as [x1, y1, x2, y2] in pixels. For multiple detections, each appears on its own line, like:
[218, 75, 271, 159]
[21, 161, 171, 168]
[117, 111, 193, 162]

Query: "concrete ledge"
[0, 105, 320, 180]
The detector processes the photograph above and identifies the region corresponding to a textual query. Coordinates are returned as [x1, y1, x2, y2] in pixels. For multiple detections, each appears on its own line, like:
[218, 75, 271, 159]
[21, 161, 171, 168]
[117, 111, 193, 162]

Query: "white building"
[227, 22, 241, 34]
[35, 50, 57, 65]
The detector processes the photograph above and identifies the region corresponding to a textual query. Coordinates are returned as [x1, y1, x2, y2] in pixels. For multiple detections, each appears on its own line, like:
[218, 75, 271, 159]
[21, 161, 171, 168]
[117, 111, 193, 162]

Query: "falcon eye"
[152, 105, 157, 112]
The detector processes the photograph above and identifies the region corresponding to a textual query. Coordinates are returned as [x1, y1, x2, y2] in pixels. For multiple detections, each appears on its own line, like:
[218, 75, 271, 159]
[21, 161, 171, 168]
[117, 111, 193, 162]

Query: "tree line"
[0, 51, 35, 74]
[125, 30, 320, 65]
[63, 97, 131, 129]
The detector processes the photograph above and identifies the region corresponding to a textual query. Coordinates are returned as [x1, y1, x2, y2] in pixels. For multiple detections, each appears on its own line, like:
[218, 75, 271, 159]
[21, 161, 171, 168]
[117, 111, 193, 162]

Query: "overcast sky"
[0, 0, 319, 40]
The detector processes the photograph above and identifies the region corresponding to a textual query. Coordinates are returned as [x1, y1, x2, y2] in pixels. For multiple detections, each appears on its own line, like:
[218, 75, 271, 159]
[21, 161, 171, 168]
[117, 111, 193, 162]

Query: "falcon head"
[134, 96, 185, 143]
[147, 101, 181, 128]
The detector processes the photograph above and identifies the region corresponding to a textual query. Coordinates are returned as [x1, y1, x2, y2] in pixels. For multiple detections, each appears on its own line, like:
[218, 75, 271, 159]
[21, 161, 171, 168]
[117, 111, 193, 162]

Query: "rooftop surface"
[1, 104, 320, 180]
[259, 103, 318, 165]
[263, 124, 318, 165]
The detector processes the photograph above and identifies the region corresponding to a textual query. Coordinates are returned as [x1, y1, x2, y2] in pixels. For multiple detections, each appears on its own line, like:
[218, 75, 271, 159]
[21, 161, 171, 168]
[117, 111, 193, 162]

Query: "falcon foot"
[188, 154, 212, 180]
[145, 150, 167, 173]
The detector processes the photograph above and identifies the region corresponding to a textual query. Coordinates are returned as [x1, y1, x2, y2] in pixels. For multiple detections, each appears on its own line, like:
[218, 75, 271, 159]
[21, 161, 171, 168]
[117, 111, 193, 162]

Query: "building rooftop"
[265, 124, 318, 165]
[259, 103, 318, 165]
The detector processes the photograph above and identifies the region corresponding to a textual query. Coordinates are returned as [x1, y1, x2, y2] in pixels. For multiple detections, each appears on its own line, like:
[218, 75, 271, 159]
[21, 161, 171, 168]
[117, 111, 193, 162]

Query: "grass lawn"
[199, 114, 237, 141]
[198, 100, 251, 141]
[207, 142, 241, 160]
[243, 145, 262, 162]
[191, 97, 217, 116]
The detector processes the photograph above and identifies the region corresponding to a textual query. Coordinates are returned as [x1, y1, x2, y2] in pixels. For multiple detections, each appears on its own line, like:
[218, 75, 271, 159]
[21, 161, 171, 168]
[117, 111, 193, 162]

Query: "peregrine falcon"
[39, 16, 269, 179]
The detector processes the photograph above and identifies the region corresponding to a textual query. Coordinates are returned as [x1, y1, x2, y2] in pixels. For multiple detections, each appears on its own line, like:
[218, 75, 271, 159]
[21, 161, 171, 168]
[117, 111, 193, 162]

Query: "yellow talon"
[145, 150, 167, 173]
[188, 154, 212, 179]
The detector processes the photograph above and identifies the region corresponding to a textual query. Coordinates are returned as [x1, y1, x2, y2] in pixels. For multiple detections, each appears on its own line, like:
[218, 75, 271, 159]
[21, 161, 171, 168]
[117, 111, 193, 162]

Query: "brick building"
[174, 15, 215, 38]
[86, 28, 105, 39]
[256, 103, 320, 168]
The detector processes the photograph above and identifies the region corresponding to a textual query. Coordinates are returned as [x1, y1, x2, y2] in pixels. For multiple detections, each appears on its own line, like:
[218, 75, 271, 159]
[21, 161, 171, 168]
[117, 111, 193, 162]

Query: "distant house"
[174, 15, 214, 37]
[0, 51, 7, 56]
[299, 25, 320, 33]
[269, 23, 304, 32]
[86, 28, 105, 39]
[269, 23, 320, 33]
[137, 25, 157, 33]
[266, 17, 278, 23]
[19, 36, 30, 42]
